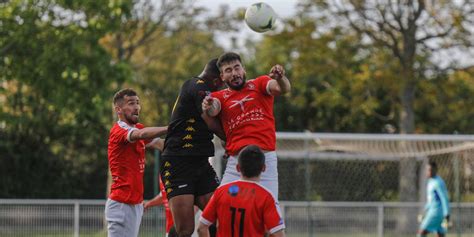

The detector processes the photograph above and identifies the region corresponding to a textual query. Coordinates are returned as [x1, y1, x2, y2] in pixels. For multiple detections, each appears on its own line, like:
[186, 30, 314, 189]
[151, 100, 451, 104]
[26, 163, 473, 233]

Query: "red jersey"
[200, 180, 285, 236]
[107, 121, 148, 204]
[159, 179, 173, 233]
[211, 76, 276, 155]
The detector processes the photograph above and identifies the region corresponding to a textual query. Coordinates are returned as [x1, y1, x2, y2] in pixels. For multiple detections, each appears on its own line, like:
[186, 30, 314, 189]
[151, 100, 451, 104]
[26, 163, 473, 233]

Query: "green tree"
[0, 0, 132, 198]
[308, 0, 474, 209]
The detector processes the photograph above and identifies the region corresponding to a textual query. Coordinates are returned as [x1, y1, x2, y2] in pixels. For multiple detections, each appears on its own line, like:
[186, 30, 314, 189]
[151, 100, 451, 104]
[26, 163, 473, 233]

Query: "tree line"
[0, 0, 473, 199]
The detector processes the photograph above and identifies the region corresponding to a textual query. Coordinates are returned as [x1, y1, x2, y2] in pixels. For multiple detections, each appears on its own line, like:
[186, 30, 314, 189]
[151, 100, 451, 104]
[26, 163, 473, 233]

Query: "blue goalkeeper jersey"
[425, 175, 450, 217]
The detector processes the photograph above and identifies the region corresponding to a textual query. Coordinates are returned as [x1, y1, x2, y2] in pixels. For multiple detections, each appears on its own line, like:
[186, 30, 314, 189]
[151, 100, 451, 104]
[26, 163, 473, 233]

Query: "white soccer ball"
[244, 2, 277, 33]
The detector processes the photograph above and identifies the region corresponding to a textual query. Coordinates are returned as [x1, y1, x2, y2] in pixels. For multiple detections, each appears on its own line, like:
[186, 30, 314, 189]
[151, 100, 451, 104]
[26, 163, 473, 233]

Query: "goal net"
[212, 132, 474, 235]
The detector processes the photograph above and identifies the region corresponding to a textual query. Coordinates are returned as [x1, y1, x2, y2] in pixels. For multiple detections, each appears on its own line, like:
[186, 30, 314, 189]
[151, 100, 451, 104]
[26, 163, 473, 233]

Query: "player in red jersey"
[197, 145, 286, 237]
[144, 178, 178, 237]
[106, 88, 167, 237]
[202, 52, 291, 201]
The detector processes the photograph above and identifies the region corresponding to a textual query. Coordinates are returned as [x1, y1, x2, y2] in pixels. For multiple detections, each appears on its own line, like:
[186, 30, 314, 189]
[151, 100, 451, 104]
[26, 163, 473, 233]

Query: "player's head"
[113, 88, 140, 125]
[237, 145, 265, 178]
[217, 52, 247, 90]
[427, 161, 438, 178]
[201, 58, 224, 91]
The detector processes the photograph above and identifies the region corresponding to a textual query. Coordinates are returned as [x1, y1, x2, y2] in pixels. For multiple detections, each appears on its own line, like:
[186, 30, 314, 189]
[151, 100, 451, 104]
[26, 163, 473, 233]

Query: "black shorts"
[160, 155, 220, 200]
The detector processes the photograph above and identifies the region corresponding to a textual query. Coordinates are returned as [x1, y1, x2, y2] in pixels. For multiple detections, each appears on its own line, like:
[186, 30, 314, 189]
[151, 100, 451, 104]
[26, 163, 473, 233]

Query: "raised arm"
[129, 126, 167, 142]
[267, 64, 291, 96]
[202, 96, 221, 117]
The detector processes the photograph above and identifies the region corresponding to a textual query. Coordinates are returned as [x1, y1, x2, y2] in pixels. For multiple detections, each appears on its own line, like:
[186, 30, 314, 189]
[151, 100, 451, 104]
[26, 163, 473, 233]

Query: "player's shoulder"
[111, 121, 142, 133]
[255, 75, 271, 81]
[185, 77, 210, 93]
[113, 121, 129, 132]
[211, 88, 228, 99]
[233, 180, 274, 197]
[248, 75, 272, 85]
[251, 181, 274, 196]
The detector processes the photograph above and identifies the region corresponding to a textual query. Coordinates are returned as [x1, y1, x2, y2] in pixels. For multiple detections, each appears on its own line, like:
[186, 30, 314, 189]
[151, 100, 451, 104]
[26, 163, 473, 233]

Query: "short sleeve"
[210, 91, 223, 104]
[254, 75, 273, 96]
[109, 126, 129, 144]
[200, 192, 218, 226]
[263, 194, 285, 234]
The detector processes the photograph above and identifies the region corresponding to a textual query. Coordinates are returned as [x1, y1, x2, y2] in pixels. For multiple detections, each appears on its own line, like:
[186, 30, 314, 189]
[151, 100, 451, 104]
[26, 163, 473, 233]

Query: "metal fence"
[1, 199, 474, 237]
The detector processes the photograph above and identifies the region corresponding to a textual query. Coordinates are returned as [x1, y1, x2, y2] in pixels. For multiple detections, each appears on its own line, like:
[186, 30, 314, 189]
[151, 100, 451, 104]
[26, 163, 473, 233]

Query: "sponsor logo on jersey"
[182, 134, 193, 140]
[229, 95, 254, 112]
[228, 185, 239, 197]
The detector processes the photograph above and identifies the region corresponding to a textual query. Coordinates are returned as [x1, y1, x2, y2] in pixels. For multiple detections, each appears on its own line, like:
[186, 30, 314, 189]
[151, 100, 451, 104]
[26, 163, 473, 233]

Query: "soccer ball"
[244, 2, 277, 33]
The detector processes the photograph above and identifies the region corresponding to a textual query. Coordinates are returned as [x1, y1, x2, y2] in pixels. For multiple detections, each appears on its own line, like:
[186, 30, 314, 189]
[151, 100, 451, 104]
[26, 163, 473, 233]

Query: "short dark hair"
[113, 88, 137, 106]
[205, 58, 220, 76]
[217, 52, 242, 71]
[429, 161, 438, 171]
[238, 145, 265, 178]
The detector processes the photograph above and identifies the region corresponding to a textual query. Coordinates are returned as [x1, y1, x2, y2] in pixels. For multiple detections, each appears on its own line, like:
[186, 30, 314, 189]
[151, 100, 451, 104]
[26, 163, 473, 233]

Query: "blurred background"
[1, 0, 474, 236]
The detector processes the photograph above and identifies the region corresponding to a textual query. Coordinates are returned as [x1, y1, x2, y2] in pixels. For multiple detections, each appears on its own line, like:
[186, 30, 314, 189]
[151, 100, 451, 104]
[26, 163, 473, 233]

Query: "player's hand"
[269, 64, 285, 80]
[143, 202, 150, 211]
[202, 96, 214, 112]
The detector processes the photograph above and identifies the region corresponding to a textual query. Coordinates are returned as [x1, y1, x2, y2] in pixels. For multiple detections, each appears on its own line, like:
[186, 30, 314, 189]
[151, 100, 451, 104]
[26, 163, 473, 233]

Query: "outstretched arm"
[129, 126, 167, 142]
[268, 64, 291, 96]
[145, 137, 164, 150]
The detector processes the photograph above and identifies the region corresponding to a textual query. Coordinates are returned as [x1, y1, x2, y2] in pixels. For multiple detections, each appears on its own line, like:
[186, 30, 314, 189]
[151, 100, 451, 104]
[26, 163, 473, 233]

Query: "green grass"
[5, 233, 469, 237]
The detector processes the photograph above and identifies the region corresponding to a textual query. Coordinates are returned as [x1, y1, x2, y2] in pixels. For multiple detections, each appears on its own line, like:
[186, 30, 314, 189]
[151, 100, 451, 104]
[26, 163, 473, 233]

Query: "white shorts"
[105, 199, 144, 237]
[220, 151, 279, 200]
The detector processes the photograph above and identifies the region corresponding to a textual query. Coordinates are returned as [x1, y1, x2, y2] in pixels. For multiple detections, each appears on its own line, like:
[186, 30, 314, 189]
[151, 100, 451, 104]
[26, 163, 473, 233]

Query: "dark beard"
[227, 75, 247, 90]
[124, 114, 138, 125]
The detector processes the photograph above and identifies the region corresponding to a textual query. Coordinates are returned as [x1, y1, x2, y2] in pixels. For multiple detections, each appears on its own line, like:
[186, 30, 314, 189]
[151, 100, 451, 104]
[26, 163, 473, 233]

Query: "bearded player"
[202, 52, 291, 202]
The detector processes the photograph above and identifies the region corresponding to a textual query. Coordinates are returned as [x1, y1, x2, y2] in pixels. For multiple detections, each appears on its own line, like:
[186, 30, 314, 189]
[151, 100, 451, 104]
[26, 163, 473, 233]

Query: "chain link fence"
[1, 199, 473, 237]
[1, 133, 474, 236]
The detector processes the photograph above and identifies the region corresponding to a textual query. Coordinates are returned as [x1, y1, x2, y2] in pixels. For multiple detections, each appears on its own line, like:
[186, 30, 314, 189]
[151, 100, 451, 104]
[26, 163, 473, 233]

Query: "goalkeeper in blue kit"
[417, 161, 450, 237]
